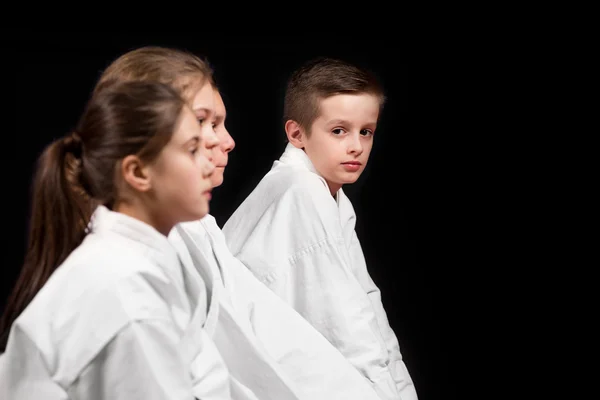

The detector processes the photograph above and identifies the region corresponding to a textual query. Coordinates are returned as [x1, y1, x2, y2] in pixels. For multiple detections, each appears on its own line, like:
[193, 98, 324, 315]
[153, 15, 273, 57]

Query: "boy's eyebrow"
[326, 119, 351, 126]
[326, 118, 377, 127]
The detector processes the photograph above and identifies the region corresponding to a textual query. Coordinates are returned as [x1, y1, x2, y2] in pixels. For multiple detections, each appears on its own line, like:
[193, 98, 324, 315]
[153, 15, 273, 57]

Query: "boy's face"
[303, 93, 379, 195]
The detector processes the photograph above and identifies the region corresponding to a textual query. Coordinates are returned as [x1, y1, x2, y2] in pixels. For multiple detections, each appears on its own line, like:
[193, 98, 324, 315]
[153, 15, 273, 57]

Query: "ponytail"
[0, 133, 93, 347]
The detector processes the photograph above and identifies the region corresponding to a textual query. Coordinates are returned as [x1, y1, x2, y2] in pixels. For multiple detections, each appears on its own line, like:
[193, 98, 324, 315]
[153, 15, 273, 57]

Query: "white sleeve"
[68, 319, 214, 400]
[348, 233, 418, 400]
[0, 330, 68, 400]
[229, 258, 382, 400]
[272, 235, 401, 400]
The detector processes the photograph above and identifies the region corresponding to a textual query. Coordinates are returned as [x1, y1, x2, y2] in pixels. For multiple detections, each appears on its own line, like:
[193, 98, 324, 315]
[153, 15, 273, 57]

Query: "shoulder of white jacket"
[62, 235, 154, 276]
[272, 183, 343, 234]
[56, 237, 179, 308]
[286, 174, 336, 206]
[266, 165, 326, 195]
[226, 168, 329, 214]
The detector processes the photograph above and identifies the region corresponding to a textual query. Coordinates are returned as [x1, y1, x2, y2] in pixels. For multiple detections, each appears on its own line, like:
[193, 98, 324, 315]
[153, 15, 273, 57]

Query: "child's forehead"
[318, 93, 380, 111]
[311, 93, 379, 124]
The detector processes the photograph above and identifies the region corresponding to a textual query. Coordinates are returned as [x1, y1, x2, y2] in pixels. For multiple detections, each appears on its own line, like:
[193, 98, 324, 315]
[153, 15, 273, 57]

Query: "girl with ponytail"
[0, 80, 234, 399]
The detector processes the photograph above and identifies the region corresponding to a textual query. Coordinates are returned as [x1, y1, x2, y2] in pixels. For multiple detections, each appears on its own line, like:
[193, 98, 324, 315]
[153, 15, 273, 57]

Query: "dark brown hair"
[0, 81, 187, 344]
[94, 46, 215, 101]
[283, 57, 386, 135]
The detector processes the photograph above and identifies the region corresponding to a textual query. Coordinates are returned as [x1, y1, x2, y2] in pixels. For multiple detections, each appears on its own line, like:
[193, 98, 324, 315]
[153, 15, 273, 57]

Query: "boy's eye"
[360, 129, 374, 136]
[332, 128, 344, 135]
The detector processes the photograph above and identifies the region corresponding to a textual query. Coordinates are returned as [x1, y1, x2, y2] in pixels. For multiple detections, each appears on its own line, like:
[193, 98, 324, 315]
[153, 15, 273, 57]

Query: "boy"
[222, 57, 417, 400]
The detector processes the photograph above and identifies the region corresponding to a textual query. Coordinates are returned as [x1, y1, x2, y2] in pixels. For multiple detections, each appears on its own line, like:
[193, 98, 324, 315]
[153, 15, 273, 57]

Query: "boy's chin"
[339, 173, 362, 184]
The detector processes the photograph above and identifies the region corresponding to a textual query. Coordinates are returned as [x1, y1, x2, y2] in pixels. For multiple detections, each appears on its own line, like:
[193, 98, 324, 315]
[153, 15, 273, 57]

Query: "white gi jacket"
[169, 214, 382, 400]
[221, 143, 418, 400]
[0, 206, 232, 400]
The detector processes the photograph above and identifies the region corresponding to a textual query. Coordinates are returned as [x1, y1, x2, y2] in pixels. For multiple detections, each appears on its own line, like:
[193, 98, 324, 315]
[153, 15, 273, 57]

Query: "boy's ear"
[285, 120, 305, 149]
[121, 155, 153, 193]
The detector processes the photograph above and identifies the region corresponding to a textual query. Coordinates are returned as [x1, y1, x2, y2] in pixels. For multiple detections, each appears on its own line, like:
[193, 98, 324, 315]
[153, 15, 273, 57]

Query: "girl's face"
[145, 102, 215, 231]
[189, 82, 220, 166]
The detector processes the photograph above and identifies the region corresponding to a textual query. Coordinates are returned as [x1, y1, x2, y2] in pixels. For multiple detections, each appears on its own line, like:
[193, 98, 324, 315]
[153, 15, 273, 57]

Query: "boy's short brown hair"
[283, 57, 385, 134]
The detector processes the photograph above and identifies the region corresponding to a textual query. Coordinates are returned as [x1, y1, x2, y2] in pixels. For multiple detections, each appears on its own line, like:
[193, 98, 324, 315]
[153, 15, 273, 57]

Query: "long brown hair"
[0, 81, 189, 345]
[94, 46, 215, 101]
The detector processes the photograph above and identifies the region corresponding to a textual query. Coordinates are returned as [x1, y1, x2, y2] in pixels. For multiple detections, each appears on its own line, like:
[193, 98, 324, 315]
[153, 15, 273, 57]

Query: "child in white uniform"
[222, 57, 418, 400]
[0, 81, 233, 399]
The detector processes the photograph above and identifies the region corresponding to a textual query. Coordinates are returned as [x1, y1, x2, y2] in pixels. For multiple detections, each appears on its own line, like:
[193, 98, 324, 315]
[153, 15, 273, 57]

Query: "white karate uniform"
[222, 143, 418, 400]
[169, 214, 382, 399]
[0, 206, 232, 400]
[169, 222, 301, 400]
